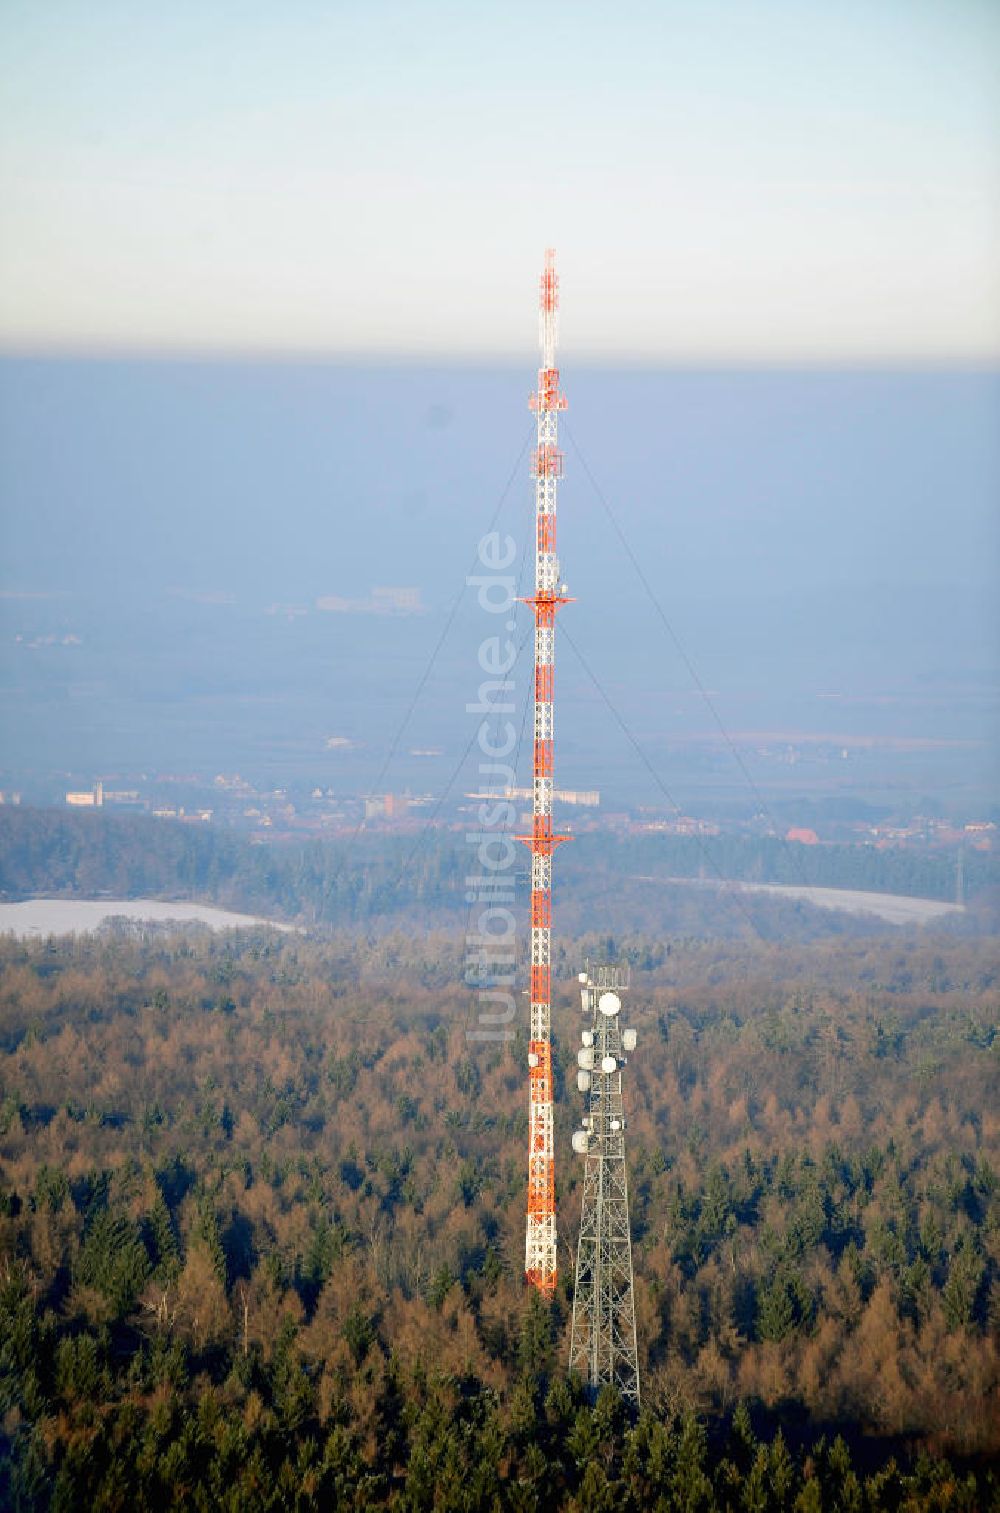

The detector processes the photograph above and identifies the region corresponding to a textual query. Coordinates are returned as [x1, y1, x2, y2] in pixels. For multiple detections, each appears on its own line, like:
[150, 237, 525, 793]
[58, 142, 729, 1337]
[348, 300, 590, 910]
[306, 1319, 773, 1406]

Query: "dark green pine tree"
[147, 1192, 180, 1281]
[757, 1273, 796, 1343]
[193, 1196, 227, 1286]
[76, 1209, 151, 1318]
[941, 1241, 985, 1331]
[517, 1292, 554, 1387]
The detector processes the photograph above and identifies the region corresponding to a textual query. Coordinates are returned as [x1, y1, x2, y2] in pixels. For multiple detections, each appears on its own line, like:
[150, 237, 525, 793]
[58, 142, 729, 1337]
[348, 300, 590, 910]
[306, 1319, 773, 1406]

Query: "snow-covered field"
[718, 881, 962, 925]
[0, 898, 293, 937]
[640, 875, 964, 925]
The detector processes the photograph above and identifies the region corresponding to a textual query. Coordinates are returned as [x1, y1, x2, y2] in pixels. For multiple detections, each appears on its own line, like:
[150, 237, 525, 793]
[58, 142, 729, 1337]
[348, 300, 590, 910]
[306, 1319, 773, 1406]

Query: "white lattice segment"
[533, 775, 553, 814]
[531, 926, 550, 965]
[535, 476, 557, 515]
[531, 854, 551, 891]
[530, 1002, 549, 1039]
[534, 1102, 553, 1140]
[535, 626, 554, 664]
[535, 702, 553, 740]
[526, 1211, 557, 1273]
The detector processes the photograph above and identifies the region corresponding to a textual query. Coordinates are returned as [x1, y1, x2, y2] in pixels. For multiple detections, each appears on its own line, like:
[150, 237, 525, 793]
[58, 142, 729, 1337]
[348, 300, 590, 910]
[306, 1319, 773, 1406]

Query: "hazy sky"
[1, 0, 998, 360]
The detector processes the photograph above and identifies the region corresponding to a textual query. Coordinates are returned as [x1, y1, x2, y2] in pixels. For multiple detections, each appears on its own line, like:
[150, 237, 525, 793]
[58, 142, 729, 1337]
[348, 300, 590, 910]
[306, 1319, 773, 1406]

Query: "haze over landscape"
[2, 359, 997, 814]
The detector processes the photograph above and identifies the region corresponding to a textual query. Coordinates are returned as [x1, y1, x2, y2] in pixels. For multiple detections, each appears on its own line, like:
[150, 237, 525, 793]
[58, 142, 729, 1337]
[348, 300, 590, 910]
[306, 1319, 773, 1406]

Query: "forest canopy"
[0, 925, 997, 1508]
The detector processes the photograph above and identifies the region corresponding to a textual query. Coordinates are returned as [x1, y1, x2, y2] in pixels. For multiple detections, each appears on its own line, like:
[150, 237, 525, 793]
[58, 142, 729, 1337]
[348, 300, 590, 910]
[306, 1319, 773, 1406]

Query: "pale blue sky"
[1, 0, 998, 359]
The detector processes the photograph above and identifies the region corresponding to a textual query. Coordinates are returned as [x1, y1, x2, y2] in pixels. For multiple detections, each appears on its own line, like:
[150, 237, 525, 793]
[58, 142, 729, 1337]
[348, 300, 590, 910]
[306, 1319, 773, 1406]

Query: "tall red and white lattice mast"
[521, 250, 570, 1294]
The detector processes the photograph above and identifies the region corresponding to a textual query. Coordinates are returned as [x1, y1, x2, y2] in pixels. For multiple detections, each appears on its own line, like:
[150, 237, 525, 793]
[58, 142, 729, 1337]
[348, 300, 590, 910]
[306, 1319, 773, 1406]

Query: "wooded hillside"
[1, 927, 997, 1507]
[2, 809, 997, 943]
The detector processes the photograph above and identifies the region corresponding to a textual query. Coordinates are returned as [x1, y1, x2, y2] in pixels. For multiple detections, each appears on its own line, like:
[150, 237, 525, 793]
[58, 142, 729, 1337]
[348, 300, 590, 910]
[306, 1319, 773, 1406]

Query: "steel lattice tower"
[569, 965, 640, 1404]
[519, 250, 570, 1295]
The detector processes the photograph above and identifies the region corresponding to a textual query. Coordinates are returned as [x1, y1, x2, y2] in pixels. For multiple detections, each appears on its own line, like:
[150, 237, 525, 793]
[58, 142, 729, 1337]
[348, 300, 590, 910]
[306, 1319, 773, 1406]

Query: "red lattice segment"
[531, 443, 564, 478]
[533, 739, 553, 777]
[529, 367, 568, 413]
[530, 890, 552, 929]
[537, 513, 557, 554]
[529, 964, 551, 1006]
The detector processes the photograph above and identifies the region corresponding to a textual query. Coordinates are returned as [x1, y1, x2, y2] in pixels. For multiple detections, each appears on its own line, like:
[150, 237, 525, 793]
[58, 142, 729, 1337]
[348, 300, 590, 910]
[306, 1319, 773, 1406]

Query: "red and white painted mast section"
[523, 250, 569, 1295]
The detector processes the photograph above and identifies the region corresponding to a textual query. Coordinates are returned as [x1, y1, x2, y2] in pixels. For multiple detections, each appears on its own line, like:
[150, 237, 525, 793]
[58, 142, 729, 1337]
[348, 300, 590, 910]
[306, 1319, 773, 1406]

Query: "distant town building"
[66, 781, 103, 808]
[152, 803, 212, 822]
[214, 773, 256, 794]
[642, 815, 720, 837]
[364, 793, 411, 821]
[786, 826, 819, 845]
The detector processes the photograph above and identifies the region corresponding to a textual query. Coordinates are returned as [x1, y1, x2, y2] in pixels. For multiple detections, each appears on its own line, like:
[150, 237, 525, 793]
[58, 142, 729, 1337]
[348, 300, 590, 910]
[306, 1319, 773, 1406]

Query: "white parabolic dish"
[598, 991, 621, 1017]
